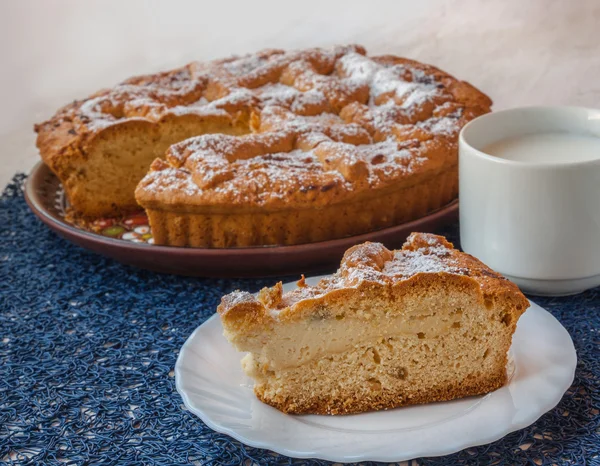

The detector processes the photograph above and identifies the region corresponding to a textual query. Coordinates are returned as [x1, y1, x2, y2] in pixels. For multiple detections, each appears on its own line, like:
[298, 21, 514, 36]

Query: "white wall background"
[1, 0, 599, 187]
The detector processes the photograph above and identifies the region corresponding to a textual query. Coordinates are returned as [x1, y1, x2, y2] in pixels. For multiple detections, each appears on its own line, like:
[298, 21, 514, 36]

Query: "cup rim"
[459, 105, 600, 169]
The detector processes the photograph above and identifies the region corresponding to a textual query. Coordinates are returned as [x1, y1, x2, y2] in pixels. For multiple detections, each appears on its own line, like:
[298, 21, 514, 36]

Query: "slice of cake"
[217, 233, 529, 415]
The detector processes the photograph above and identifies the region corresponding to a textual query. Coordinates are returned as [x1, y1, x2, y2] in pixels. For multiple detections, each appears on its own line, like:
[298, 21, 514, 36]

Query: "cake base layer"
[250, 328, 508, 415]
[256, 372, 505, 415]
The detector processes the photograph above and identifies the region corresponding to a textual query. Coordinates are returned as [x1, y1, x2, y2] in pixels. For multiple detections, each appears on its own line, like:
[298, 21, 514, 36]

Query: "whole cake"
[35, 45, 492, 247]
[218, 233, 528, 414]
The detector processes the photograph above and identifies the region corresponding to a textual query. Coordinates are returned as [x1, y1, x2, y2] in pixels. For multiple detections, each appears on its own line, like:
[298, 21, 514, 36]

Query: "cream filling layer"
[232, 310, 466, 374]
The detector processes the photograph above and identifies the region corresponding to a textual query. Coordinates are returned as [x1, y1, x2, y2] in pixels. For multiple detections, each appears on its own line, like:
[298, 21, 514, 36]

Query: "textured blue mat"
[1, 174, 599, 466]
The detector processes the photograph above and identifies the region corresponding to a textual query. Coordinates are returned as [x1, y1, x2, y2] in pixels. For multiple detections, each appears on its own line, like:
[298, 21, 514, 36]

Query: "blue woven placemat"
[1, 174, 599, 466]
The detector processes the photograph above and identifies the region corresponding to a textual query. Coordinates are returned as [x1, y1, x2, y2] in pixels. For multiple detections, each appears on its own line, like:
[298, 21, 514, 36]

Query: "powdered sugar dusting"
[277, 234, 472, 307]
[339, 53, 380, 82]
[339, 53, 441, 108]
[401, 84, 439, 108]
[371, 68, 415, 99]
[221, 290, 257, 309]
[48, 45, 486, 203]
[419, 117, 459, 135]
[140, 166, 200, 197]
[222, 55, 268, 76]
[258, 83, 301, 106]
[384, 249, 465, 277]
[352, 138, 419, 182]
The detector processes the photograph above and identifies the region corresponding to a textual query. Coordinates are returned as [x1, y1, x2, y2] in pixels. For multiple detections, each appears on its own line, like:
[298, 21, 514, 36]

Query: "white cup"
[459, 106, 600, 296]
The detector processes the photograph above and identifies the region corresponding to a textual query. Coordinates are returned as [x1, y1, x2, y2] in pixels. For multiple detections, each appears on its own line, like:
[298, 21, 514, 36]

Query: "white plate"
[175, 276, 577, 463]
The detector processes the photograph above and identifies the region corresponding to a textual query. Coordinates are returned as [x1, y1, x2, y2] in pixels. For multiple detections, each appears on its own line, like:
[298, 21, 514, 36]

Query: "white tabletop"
[1, 0, 599, 188]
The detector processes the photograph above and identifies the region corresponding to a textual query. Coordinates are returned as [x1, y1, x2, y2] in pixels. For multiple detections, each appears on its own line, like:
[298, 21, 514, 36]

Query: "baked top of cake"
[218, 233, 528, 414]
[102, 44, 491, 211]
[34, 44, 490, 246]
[219, 233, 527, 326]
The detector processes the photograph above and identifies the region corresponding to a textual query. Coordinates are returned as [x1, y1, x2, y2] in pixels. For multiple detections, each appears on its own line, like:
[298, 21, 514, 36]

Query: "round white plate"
[175, 276, 577, 463]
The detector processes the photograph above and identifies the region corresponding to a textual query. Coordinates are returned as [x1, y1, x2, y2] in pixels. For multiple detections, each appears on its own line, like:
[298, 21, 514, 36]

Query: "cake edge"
[142, 168, 457, 247]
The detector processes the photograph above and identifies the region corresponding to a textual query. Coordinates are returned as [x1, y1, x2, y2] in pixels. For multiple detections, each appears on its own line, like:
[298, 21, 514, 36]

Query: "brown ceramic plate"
[25, 162, 459, 277]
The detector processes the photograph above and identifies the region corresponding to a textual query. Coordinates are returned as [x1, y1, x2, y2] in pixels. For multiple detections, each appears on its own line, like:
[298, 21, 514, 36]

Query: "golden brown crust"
[142, 167, 457, 246]
[134, 47, 490, 215]
[35, 45, 491, 244]
[256, 368, 507, 415]
[218, 233, 529, 329]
